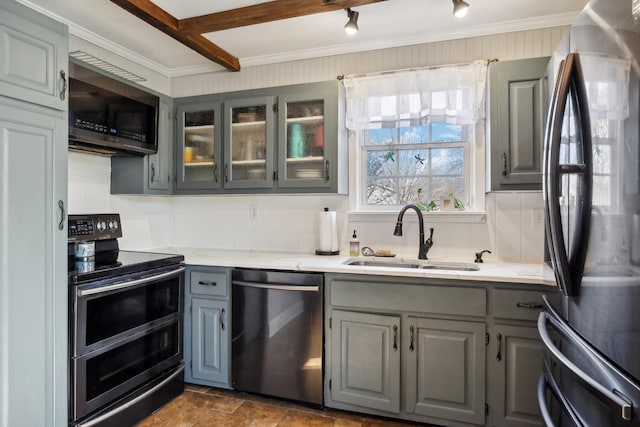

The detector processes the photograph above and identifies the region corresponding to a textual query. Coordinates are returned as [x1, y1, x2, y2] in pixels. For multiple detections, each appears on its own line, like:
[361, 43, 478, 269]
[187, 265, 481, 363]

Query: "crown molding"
[15, 0, 578, 79]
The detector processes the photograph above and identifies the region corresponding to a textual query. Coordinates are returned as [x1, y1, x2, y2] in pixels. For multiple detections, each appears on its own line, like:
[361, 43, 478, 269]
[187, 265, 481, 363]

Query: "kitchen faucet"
[393, 204, 434, 260]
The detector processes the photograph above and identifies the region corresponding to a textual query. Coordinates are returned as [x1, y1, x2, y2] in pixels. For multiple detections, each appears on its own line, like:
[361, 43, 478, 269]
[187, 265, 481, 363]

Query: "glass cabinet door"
[223, 96, 275, 189]
[278, 91, 333, 189]
[176, 102, 222, 191]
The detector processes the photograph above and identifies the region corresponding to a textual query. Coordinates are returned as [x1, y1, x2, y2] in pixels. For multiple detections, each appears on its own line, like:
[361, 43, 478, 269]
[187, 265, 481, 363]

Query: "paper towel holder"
[316, 207, 340, 256]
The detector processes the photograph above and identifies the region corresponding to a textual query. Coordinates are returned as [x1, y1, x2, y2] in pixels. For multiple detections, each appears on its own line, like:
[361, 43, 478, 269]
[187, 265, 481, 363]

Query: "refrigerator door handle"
[544, 53, 593, 297]
[538, 310, 633, 421]
[538, 369, 585, 427]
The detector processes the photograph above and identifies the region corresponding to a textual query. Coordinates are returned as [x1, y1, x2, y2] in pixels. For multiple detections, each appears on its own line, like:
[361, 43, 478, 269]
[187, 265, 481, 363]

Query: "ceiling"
[20, 0, 587, 76]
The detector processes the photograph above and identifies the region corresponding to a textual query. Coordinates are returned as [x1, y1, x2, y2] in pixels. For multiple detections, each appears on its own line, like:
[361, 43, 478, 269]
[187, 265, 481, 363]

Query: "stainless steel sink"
[343, 258, 479, 271]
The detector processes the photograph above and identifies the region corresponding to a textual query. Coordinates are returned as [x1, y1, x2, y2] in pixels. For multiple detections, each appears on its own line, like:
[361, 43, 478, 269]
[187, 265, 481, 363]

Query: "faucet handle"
[428, 228, 434, 239]
[474, 249, 491, 263]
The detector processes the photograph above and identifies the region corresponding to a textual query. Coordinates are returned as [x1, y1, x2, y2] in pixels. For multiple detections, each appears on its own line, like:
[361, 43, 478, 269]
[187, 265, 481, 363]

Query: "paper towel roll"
[318, 208, 338, 253]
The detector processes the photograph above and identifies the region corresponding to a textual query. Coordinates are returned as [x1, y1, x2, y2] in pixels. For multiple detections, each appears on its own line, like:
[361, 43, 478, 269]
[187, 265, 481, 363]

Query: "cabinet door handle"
[220, 308, 225, 330]
[501, 152, 508, 176]
[496, 333, 502, 361]
[58, 200, 65, 230]
[213, 163, 219, 183]
[224, 163, 229, 183]
[393, 325, 398, 351]
[198, 280, 217, 286]
[324, 159, 330, 182]
[150, 163, 156, 182]
[516, 302, 544, 309]
[59, 69, 67, 101]
[409, 325, 415, 352]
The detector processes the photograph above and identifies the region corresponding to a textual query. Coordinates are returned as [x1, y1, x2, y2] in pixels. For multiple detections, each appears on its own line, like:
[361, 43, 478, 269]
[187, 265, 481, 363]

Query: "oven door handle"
[76, 364, 185, 427]
[232, 280, 319, 292]
[77, 266, 185, 297]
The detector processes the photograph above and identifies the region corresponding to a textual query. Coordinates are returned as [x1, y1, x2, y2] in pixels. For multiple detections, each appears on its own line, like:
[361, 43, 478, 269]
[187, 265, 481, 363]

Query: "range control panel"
[68, 214, 122, 242]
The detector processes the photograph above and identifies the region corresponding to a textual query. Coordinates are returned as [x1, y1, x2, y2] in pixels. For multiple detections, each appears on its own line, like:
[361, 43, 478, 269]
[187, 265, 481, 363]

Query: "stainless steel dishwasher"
[231, 269, 323, 406]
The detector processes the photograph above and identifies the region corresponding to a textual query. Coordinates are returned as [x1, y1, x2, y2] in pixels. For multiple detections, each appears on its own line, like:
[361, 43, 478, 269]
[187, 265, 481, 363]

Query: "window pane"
[432, 148, 464, 175]
[398, 149, 429, 177]
[366, 178, 398, 204]
[593, 176, 611, 206]
[432, 122, 462, 142]
[431, 177, 465, 200]
[593, 144, 610, 174]
[367, 151, 397, 177]
[399, 125, 429, 144]
[398, 178, 431, 204]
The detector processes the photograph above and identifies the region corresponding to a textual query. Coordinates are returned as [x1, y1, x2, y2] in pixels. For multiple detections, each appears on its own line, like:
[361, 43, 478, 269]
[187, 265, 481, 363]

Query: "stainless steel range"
[68, 214, 185, 427]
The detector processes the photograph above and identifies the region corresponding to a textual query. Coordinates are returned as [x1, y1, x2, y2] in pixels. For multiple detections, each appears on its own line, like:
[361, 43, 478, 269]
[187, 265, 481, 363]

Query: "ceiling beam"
[178, 0, 386, 34]
[110, 0, 241, 71]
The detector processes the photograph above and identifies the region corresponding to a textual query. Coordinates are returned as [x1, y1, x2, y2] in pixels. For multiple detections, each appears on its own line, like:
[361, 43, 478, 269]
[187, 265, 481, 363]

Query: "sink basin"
[343, 258, 479, 271]
[344, 259, 422, 268]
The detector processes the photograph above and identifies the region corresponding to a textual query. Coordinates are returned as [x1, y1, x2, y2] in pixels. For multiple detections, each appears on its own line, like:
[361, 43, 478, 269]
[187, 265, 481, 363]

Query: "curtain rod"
[336, 58, 498, 81]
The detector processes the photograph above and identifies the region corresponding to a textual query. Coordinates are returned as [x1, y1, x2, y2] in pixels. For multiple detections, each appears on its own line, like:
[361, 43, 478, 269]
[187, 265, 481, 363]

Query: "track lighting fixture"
[452, 0, 470, 17]
[344, 8, 359, 35]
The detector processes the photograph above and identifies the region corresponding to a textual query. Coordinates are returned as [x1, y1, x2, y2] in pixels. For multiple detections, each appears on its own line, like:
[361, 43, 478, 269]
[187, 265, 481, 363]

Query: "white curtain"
[343, 60, 488, 131]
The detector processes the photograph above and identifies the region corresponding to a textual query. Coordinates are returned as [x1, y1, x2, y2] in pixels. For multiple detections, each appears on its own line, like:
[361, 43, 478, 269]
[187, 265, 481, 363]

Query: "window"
[343, 62, 487, 212]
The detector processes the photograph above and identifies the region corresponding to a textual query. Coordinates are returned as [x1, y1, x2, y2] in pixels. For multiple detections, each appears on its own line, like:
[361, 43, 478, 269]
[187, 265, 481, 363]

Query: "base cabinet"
[330, 310, 401, 414]
[406, 317, 486, 425]
[184, 266, 231, 388]
[490, 325, 544, 427]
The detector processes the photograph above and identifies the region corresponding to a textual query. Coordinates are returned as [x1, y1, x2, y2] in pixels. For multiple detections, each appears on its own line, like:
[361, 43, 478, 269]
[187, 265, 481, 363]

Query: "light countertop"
[150, 247, 557, 287]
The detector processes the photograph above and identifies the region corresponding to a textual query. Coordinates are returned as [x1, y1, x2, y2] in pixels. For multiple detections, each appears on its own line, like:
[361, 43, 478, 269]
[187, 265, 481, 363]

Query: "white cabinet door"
[406, 316, 486, 425]
[330, 310, 401, 414]
[0, 2, 68, 110]
[191, 298, 229, 384]
[0, 99, 67, 427]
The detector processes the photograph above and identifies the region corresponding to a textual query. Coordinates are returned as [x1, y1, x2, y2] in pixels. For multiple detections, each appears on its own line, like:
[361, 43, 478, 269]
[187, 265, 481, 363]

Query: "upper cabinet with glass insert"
[174, 80, 346, 194]
[223, 96, 275, 189]
[176, 101, 223, 191]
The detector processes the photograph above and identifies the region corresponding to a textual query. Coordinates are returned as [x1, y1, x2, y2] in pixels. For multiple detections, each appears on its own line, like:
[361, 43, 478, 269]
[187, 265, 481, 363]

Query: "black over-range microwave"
[68, 62, 159, 156]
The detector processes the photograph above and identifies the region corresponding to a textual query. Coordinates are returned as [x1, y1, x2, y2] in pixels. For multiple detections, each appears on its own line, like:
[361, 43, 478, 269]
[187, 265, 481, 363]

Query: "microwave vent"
[69, 51, 146, 83]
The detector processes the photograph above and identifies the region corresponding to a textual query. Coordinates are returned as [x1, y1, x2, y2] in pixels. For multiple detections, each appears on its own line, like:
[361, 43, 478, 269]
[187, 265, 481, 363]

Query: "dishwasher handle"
[232, 280, 319, 292]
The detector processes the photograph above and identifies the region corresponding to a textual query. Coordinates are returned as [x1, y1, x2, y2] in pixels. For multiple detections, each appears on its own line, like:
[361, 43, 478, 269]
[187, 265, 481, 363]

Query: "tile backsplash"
[68, 152, 544, 262]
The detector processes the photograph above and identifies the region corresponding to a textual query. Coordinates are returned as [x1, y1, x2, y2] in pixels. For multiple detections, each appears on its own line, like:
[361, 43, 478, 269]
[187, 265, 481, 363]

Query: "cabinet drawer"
[190, 271, 228, 297]
[330, 281, 486, 317]
[493, 289, 545, 321]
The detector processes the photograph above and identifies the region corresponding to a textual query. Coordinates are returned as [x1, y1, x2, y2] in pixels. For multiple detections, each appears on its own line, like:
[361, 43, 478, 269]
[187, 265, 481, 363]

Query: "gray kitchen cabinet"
[0, 1, 68, 111]
[490, 325, 543, 427]
[488, 57, 549, 191]
[330, 310, 401, 414]
[184, 266, 231, 388]
[0, 4, 68, 427]
[325, 274, 488, 426]
[223, 95, 275, 189]
[489, 287, 545, 426]
[111, 95, 174, 194]
[406, 317, 486, 425]
[173, 80, 347, 194]
[175, 101, 223, 192]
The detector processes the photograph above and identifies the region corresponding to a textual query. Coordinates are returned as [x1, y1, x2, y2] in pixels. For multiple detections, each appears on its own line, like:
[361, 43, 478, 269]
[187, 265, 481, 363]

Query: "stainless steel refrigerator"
[538, 0, 640, 425]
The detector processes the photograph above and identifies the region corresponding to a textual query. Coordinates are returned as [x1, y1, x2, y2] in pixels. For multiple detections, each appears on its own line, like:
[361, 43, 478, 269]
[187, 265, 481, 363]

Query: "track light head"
[344, 8, 359, 35]
[452, 0, 469, 17]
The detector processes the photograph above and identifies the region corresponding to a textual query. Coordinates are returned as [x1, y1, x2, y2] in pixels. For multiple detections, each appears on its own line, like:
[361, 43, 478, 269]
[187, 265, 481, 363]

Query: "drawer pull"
[496, 333, 502, 361]
[198, 280, 217, 286]
[516, 302, 544, 309]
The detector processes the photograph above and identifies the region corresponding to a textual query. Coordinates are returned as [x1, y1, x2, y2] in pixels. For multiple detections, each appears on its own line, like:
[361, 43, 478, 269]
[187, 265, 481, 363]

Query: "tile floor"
[135, 384, 425, 427]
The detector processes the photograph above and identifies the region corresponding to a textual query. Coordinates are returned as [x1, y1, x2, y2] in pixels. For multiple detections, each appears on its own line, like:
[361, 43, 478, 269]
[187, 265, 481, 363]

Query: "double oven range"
[68, 214, 185, 427]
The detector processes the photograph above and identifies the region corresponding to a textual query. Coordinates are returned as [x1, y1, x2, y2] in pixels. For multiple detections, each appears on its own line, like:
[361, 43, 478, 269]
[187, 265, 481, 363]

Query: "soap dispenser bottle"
[349, 230, 360, 256]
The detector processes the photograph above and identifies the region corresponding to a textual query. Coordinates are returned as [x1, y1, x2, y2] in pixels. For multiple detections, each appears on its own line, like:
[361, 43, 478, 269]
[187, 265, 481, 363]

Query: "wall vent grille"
[69, 51, 147, 83]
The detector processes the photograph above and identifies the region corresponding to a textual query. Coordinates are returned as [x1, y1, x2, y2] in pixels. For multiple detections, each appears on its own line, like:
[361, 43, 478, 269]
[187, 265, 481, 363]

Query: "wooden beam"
[178, 0, 386, 35]
[110, 0, 241, 71]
